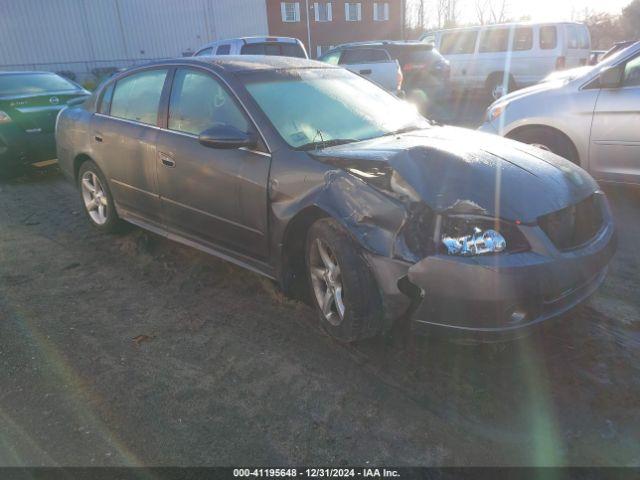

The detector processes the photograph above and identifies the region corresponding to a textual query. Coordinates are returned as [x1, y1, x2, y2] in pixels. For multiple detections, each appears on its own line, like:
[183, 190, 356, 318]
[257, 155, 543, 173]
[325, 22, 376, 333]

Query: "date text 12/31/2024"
[233, 468, 401, 478]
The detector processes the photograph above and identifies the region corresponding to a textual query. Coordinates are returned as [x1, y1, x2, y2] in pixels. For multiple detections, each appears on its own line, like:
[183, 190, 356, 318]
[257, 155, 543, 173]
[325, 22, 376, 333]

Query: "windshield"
[0, 72, 79, 96]
[241, 68, 429, 149]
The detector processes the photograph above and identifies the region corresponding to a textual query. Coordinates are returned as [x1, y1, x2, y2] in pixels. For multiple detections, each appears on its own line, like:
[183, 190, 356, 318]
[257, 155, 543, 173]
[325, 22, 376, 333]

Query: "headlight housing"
[485, 102, 507, 122]
[440, 216, 529, 256]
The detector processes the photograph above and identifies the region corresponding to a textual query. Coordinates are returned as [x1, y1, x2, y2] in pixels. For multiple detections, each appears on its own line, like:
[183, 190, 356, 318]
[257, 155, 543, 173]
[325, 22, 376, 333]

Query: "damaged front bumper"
[367, 209, 617, 337]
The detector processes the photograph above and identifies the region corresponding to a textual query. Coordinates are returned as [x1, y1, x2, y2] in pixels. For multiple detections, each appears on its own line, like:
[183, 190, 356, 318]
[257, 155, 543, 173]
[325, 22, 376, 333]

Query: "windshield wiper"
[295, 138, 359, 151]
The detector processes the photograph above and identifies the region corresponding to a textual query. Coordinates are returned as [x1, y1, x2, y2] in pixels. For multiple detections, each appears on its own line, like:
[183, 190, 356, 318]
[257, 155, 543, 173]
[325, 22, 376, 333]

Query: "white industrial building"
[0, 0, 269, 83]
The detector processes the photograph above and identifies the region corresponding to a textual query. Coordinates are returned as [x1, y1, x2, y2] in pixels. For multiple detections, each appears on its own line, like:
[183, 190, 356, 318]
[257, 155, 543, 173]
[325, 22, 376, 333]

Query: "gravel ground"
[1, 169, 639, 466]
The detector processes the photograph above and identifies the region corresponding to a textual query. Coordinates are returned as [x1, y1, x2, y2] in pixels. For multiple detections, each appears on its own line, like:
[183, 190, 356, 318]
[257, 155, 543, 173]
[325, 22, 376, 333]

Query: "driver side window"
[168, 68, 249, 136]
[623, 55, 640, 87]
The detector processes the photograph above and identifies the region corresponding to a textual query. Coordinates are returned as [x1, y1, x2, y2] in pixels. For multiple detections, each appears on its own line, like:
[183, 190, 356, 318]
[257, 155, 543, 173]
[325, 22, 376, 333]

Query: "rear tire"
[305, 218, 385, 342]
[508, 126, 579, 164]
[77, 160, 123, 233]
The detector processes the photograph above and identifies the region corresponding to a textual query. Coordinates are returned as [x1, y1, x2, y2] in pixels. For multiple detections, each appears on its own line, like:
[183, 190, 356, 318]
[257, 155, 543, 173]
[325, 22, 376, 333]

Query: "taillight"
[555, 56, 566, 70]
[397, 64, 404, 91]
[403, 63, 427, 72]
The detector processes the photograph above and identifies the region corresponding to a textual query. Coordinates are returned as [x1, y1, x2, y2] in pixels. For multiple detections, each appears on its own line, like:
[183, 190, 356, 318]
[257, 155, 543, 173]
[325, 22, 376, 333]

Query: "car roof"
[336, 40, 430, 49]
[428, 21, 586, 33]
[128, 56, 334, 75]
[200, 36, 301, 47]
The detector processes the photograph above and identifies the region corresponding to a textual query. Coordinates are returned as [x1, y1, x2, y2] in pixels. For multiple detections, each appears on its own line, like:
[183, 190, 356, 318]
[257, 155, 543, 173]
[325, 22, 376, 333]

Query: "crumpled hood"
[311, 126, 599, 224]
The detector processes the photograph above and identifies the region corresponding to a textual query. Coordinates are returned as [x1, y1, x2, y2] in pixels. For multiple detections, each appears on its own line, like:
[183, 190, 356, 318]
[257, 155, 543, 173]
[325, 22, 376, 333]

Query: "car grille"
[538, 194, 604, 251]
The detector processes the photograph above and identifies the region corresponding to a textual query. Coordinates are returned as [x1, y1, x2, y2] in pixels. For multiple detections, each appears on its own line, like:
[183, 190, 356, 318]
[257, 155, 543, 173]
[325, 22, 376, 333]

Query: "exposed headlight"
[443, 227, 506, 256]
[0, 110, 12, 124]
[485, 103, 507, 122]
[440, 216, 529, 256]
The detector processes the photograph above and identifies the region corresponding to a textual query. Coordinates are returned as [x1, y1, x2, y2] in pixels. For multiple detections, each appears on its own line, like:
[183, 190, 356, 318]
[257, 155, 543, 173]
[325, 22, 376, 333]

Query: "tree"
[621, 0, 640, 40]
[436, 0, 458, 28]
[475, 0, 509, 25]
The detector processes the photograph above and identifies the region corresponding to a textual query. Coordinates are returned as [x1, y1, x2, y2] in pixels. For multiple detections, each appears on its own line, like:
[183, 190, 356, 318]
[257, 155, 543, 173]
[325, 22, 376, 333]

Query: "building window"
[281, 2, 300, 22]
[344, 2, 361, 21]
[314, 2, 332, 22]
[316, 45, 335, 58]
[373, 2, 389, 21]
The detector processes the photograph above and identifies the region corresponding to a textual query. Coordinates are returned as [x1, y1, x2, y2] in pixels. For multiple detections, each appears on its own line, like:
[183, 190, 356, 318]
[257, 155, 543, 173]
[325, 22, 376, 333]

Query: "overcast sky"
[410, 0, 632, 26]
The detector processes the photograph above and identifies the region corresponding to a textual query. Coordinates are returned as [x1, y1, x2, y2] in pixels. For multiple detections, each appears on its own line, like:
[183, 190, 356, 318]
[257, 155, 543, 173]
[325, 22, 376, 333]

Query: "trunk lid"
[0, 91, 89, 133]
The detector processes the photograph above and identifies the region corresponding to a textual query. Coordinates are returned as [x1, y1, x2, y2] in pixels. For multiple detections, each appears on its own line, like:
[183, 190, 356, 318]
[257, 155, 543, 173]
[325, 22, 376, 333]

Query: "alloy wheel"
[81, 171, 109, 225]
[309, 238, 345, 326]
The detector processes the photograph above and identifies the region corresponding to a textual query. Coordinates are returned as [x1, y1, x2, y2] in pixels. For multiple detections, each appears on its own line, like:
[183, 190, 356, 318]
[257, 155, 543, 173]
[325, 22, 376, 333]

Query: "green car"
[0, 71, 89, 177]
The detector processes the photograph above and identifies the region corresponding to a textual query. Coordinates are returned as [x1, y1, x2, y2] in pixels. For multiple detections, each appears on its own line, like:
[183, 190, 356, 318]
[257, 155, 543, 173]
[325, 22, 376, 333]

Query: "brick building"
[266, 1, 405, 58]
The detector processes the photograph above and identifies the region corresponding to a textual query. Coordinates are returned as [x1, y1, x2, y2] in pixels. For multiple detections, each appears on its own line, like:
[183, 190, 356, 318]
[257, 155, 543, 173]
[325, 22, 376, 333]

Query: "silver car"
[479, 41, 640, 185]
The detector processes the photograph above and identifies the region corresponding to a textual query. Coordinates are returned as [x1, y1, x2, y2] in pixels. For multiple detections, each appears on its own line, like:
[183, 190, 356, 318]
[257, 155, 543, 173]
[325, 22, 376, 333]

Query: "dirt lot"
[1, 169, 639, 466]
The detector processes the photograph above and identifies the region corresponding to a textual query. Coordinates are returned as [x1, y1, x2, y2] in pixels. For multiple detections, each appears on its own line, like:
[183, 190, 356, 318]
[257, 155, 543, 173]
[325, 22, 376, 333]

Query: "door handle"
[94, 134, 103, 142]
[159, 153, 175, 168]
[359, 69, 372, 75]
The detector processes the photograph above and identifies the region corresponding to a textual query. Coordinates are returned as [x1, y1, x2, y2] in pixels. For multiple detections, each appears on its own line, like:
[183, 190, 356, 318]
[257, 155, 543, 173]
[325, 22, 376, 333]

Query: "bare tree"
[436, 0, 458, 28]
[475, 0, 509, 25]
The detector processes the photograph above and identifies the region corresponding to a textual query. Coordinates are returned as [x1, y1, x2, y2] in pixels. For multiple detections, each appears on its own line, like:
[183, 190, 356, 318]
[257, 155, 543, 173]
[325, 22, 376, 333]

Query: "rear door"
[92, 68, 169, 226]
[589, 53, 640, 183]
[339, 48, 398, 91]
[155, 67, 271, 258]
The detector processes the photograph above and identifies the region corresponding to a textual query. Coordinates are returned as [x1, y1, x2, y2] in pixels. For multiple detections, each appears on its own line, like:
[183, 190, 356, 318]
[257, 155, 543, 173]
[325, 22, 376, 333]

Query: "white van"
[420, 22, 591, 99]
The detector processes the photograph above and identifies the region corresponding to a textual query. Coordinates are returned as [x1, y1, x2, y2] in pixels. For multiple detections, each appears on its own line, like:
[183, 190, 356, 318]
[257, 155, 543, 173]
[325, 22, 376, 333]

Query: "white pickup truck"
[318, 45, 403, 94]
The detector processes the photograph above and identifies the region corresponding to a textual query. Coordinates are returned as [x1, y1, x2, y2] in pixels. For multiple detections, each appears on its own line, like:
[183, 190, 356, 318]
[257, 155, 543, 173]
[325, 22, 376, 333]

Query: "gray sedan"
[56, 56, 615, 342]
[480, 41, 640, 186]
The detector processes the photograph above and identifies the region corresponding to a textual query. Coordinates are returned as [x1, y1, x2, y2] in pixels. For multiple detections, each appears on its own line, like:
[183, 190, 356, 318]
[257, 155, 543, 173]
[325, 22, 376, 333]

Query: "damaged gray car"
[56, 56, 617, 342]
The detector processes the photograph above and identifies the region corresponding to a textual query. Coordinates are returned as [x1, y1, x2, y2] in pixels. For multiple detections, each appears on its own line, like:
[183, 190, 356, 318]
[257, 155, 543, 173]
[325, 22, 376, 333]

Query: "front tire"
[78, 160, 122, 233]
[306, 218, 385, 342]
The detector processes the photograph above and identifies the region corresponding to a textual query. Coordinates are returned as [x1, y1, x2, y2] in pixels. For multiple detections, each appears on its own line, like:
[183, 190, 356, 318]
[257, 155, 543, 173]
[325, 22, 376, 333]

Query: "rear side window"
[391, 45, 438, 65]
[98, 82, 115, 114]
[513, 27, 533, 51]
[578, 27, 590, 49]
[540, 26, 557, 50]
[281, 43, 306, 58]
[479, 28, 510, 53]
[340, 48, 389, 65]
[0, 72, 78, 95]
[567, 25, 580, 49]
[110, 69, 168, 125]
[168, 68, 249, 136]
[240, 42, 306, 58]
[623, 55, 640, 87]
[195, 47, 213, 56]
[440, 31, 477, 55]
[321, 50, 341, 65]
[216, 45, 231, 55]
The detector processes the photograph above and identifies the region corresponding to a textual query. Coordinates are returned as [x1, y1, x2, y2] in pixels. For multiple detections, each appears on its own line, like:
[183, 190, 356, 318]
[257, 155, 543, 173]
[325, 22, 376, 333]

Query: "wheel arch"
[279, 205, 331, 301]
[73, 153, 94, 183]
[506, 124, 581, 166]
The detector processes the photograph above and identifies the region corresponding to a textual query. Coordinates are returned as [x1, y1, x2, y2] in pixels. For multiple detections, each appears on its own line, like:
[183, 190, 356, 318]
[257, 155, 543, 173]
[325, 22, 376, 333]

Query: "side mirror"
[598, 65, 624, 89]
[198, 125, 257, 149]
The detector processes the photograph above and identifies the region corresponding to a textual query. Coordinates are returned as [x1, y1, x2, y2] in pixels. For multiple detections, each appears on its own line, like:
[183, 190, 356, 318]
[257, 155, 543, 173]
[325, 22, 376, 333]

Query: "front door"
[155, 67, 271, 259]
[589, 53, 640, 183]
